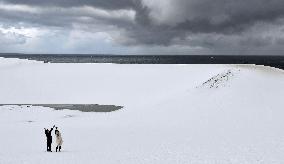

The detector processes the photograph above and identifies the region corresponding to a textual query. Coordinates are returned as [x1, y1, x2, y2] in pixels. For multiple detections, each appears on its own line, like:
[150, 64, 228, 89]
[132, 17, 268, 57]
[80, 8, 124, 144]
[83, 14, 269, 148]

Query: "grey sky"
[0, 0, 284, 55]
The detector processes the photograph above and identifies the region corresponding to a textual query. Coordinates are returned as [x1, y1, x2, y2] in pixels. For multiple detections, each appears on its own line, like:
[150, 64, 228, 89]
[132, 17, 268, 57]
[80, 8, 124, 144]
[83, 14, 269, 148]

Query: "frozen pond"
[0, 104, 123, 112]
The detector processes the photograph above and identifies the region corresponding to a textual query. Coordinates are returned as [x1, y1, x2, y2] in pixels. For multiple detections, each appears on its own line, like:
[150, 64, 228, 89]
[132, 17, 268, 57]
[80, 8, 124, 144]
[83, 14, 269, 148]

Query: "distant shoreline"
[1, 54, 284, 70]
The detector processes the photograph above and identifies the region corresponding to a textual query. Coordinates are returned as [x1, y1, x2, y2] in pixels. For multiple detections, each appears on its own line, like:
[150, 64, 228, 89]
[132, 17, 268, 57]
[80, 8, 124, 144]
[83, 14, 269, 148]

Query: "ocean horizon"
[1, 54, 284, 70]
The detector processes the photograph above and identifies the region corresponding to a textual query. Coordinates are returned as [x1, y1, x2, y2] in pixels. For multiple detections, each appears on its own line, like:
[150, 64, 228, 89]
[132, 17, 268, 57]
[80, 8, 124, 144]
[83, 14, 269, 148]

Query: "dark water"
[1, 54, 284, 70]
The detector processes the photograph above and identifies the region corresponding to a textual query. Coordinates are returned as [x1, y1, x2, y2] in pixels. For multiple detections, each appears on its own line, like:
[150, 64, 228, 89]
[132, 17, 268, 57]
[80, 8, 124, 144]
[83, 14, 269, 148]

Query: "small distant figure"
[55, 127, 63, 152]
[44, 125, 55, 152]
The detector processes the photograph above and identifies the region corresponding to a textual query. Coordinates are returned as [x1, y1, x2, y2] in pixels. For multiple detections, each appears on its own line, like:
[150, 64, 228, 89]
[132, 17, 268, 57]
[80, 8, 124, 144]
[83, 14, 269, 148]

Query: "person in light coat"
[54, 127, 63, 152]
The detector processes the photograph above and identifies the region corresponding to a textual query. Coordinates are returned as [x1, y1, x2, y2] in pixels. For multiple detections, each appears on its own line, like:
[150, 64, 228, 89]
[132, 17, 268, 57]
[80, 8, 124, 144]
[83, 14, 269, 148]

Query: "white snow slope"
[0, 57, 284, 164]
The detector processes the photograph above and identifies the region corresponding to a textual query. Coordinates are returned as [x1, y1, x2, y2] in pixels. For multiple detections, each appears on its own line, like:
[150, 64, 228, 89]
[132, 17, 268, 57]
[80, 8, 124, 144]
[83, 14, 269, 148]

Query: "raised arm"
[50, 125, 55, 132]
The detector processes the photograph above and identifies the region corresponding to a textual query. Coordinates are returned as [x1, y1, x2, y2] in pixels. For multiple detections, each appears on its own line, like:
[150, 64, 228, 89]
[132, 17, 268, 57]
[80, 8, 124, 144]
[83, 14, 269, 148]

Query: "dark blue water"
[1, 54, 284, 70]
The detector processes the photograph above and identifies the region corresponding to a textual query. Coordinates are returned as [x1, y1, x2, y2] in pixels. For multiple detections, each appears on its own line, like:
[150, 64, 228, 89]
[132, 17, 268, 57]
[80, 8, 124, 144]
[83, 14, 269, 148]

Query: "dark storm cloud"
[0, 0, 139, 10]
[0, 0, 146, 30]
[1, 0, 284, 52]
[174, 0, 284, 34]
[129, 0, 284, 46]
[0, 2, 138, 29]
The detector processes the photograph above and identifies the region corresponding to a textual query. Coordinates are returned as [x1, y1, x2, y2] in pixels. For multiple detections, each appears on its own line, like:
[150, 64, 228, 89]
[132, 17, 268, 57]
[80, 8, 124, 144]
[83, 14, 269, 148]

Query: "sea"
[1, 54, 284, 70]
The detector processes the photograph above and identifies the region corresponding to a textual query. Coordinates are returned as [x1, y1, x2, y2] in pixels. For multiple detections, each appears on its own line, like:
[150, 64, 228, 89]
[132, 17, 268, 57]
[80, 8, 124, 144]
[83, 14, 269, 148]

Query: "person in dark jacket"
[44, 125, 55, 152]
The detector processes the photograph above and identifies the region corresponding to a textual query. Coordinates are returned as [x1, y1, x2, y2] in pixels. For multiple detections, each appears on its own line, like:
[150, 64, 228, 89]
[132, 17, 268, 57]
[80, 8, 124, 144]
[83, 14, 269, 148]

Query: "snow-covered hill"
[0, 57, 284, 164]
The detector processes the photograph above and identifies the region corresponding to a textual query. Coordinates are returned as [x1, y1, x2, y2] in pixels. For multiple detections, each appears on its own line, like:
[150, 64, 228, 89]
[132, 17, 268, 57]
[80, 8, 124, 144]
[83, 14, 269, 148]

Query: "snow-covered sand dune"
[0, 57, 284, 163]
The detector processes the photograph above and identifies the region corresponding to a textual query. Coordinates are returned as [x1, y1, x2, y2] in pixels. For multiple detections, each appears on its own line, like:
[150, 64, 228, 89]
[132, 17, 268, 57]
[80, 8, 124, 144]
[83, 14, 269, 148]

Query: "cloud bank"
[0, 0, 284, 54]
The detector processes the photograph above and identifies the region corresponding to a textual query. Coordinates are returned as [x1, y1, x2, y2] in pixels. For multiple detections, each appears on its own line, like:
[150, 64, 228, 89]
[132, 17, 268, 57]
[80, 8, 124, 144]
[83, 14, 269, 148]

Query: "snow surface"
[0, 57, 284, 163]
